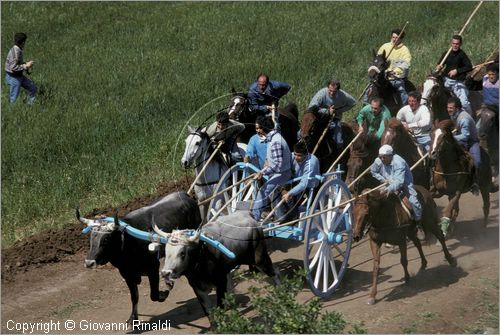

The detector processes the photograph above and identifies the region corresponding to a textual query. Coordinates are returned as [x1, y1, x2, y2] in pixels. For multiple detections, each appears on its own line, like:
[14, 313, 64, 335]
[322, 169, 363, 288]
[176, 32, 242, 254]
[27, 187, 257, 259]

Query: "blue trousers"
[5, 74, 37, 104]
[389, 78, 408, 105]
[415, 134, 431, 153]
[459, 141, 481, 169]
[252, 171, 291, 221]
[444, 77, 471, 116]
[328, 119, 343, 147]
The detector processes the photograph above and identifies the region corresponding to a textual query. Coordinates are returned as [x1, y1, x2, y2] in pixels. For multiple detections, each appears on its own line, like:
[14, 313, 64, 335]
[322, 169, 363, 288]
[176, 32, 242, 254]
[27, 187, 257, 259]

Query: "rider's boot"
[470, 167, 480, 196]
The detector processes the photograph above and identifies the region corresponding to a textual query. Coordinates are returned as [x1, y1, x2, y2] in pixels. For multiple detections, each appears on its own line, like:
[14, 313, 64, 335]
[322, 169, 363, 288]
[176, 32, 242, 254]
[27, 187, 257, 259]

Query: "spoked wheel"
[207, 162, 265, 221]
[304, 177, 353, 298]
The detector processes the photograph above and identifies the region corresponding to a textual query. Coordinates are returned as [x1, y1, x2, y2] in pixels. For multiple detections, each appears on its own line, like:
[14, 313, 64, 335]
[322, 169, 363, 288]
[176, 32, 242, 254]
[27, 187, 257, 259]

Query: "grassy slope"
[1, 1, 498, 246]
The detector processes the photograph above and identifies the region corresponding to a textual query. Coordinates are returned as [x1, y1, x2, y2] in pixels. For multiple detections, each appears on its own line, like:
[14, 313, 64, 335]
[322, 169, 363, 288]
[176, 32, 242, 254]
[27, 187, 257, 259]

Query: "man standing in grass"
[248, 73, 291, 118]
[356, 97, 391, 139]
[5, 32, 37, 104]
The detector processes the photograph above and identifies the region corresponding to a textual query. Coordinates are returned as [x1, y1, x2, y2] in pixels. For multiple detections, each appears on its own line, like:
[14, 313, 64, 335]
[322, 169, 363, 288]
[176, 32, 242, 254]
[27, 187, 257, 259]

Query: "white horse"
[181, 126, 246, 221]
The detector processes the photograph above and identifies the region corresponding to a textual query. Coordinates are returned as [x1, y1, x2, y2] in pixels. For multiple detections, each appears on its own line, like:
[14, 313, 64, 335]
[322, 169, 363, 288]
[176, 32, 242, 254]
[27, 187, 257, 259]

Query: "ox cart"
[204, 162, 354, 298]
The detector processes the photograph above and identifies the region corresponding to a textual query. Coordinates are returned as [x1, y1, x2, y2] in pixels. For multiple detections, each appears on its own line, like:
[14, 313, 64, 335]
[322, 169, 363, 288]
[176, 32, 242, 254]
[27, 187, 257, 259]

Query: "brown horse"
[380, 118, 430, 189]
[430, 120, 491, 229]
[477, 106, 499, 183]
[299, 110, 356, 174]
[352, 186, 457, 305]
[345, 126, 380, 194]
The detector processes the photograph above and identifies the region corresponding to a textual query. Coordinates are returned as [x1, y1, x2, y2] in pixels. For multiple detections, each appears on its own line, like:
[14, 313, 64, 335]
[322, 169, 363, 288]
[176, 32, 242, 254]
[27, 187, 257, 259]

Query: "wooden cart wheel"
[303, 177, 353, 298]
[207, 162, 265, 221]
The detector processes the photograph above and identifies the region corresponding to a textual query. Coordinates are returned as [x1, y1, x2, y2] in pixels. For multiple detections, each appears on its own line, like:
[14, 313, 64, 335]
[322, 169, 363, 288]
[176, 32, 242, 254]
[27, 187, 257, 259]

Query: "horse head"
[352, 189, 385, 242]
[368, 49, 389, 79]
[227, 92, 249, 121]
[430, 120, 454, 161]
[381, 118, 407, 148]
[421, 75, 440, 105]
[299, 110, 319, 143]
[346, 129, 379, 193]
[477, 107, 497, 140]
[181, 126, 210, 169]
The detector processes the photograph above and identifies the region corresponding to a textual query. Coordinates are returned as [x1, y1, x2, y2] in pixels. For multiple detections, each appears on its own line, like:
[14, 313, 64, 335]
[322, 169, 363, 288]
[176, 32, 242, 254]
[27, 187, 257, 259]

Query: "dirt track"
[1, 190, 498, 334]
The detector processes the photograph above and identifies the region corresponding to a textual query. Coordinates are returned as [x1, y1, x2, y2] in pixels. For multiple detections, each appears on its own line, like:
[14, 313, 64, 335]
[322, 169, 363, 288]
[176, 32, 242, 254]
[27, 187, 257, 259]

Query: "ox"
[77, 191, 201, 325]
[154, 211, 279, 317]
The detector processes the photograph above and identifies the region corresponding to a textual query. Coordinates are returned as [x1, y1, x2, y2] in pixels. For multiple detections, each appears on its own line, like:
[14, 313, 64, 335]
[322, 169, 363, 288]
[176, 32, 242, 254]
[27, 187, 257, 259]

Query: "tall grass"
[1, 1, 498, 246]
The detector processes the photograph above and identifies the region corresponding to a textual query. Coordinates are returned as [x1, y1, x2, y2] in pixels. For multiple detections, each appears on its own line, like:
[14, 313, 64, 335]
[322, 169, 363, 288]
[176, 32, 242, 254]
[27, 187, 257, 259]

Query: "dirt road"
[2, 192, 498, 334]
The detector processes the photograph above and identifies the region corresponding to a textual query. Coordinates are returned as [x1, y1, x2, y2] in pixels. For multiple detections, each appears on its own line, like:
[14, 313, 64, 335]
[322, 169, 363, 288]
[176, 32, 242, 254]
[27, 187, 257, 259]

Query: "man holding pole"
[308, 78, 356, 150]
[371, 144, 425, 240]
[436, 35, 473, 116]
[251, 115, 292, 222]
[377, 27, 412, 105]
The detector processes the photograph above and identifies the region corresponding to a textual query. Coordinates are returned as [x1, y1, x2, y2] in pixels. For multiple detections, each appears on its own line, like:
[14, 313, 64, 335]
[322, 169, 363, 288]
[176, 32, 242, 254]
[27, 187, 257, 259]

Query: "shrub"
[210, 270, 365, 334]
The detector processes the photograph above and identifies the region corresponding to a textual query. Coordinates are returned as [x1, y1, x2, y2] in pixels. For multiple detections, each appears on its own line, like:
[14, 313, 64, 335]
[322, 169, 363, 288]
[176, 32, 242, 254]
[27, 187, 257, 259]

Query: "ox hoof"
[158, 290, 170, 302]
[366, 297, 376, 305]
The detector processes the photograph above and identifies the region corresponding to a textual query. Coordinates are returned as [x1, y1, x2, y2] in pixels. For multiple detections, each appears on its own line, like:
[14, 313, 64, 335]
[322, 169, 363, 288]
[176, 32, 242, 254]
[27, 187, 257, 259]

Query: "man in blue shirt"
[308, 79, 356, 149]
[371, 144, 425, 240]
[280, 141, 321, 221]
[248, 73, 291, 117]
[251, 116, 292, 221]
[244, 119, 268, 169]
[447, 97, 481, 195]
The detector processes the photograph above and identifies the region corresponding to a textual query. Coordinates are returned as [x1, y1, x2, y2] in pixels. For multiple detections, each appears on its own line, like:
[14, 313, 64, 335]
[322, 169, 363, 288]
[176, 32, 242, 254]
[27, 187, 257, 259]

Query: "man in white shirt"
[396, 91, 432, 152]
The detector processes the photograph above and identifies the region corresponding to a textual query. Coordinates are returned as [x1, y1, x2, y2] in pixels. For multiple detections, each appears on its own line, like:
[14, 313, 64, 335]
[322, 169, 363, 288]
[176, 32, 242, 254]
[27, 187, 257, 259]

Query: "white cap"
[378, 144, 394, 156]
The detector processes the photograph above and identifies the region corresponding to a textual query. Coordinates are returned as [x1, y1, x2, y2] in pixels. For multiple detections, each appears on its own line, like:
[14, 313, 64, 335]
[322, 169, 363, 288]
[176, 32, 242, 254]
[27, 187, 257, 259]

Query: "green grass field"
[1, 1, 498, 246]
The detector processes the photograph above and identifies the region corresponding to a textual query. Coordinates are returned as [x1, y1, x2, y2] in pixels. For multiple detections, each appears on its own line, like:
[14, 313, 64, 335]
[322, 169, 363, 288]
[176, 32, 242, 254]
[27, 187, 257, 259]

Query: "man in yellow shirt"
[378, 28, 412, 105]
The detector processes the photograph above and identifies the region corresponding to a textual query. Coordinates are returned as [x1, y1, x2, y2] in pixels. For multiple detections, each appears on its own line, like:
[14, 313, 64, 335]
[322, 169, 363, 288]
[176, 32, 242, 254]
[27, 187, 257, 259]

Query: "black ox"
[77, 191, 200, 324]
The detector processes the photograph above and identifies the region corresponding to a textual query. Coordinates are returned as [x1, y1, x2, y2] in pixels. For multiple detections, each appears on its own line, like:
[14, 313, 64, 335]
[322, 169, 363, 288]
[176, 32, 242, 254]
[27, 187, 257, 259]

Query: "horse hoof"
[367, 298, 376, 305]
[448, 257, 457, 267]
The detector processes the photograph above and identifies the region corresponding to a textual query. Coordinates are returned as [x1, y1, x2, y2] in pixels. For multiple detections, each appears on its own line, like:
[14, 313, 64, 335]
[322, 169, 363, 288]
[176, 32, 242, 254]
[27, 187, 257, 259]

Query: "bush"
[210, 270, 366, 334]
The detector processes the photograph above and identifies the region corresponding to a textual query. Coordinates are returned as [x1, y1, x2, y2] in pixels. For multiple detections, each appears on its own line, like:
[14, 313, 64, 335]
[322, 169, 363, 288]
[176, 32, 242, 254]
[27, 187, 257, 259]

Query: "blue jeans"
[390, 78, 408, 105]
[5, 73, 37, 104]
[459, 141, 481, 169]
[328, 119, 343, 147]
[252, 171, 291, 221]
[415, 134, 431, 153]
[443, 77, 471, 116]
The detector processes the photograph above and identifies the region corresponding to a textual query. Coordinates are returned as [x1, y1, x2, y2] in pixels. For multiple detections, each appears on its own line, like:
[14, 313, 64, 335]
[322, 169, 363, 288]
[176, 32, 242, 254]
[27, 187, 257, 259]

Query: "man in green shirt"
[356, 97, 391, 139]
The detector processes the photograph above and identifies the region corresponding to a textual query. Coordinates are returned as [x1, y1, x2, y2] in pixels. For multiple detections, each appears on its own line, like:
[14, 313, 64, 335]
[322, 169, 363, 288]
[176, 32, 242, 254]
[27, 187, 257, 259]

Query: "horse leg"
[397, 238, 411, 283]
[407, 232, 428, 272]
[480, 186, 490, 227]
[431, 223, 457, 267]
[367, 239, 381, 305]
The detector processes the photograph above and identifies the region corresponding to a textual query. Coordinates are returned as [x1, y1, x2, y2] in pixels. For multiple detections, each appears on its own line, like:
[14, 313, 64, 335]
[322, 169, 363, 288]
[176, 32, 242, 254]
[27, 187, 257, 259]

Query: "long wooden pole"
[326, 131, 363, 173]
[386, 21, 410, 59]
[264, 152, 429, 232]
[187, 141, 223, 196]
[312, 122, 331, 155]
[438, 1, 484, 69]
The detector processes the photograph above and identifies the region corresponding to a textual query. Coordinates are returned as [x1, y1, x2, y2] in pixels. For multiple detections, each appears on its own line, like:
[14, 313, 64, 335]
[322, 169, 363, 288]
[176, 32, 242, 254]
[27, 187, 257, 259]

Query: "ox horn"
[76, 208, 100, 227]
[152, 220, 171, 239]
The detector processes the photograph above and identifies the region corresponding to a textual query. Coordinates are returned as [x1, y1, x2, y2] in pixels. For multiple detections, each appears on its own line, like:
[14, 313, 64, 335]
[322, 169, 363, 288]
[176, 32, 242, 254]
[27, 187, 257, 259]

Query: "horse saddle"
[399, 194, 413, 219]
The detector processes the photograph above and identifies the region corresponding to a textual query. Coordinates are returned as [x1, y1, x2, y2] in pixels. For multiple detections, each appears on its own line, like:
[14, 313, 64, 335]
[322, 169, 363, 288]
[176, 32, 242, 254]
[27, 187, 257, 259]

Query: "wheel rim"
[304, 178, 353, 298]
[207, 163, 262, 221]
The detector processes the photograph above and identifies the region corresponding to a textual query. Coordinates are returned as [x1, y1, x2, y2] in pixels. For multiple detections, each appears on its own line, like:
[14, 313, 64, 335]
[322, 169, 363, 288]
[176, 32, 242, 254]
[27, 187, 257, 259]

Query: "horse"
[366, 49, 416, 116]
[477, 106, 499, 182]
[181, 126, 246, 220]
[420, 74, 453, 122]
[227, 92, 254, 143]
[352, 186, 457, 305]
[430, 120, 491, 229]
[298, 110, 356, 174]
[380, 118, 430, 189]
[227, 91, 299, 149]
[345, 126, 380, 194]
[421, 74, 483, 122]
